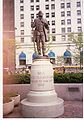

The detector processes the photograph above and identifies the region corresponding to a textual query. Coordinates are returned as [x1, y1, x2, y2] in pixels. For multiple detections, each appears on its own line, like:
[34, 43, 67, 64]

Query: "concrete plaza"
[4, 100, 83, 118]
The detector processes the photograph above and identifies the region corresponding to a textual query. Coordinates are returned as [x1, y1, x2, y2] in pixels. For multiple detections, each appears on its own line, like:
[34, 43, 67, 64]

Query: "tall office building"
[3, 0, 15, 72]
[15, 0, 83, 68]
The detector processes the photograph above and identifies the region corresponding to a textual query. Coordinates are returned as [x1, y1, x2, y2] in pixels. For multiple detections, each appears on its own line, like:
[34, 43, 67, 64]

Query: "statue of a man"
[31, 11, 49, 56]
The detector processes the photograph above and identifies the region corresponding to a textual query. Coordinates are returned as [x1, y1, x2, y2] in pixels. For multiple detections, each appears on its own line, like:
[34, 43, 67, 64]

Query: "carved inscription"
[30, 60, 54, 90]
[31, 71, 53, 87]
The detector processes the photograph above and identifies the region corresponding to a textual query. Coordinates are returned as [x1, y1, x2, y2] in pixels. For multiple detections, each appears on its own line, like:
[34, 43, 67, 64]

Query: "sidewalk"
[3, 100, 83, 118]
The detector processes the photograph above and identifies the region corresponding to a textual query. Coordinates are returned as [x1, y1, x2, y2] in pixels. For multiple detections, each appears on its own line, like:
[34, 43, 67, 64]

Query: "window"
[52, 36, 56, 41]
[21, 37, 24, 43]
[77, 10, 81, 15]
[20, 14, 24, 19]
[67, 27, 71, 32]
[46, 13, 49, 18]
[78, 27, 82, 32]
[61, 28, 65, 33]
[31, 0, 34, 2]
[61, 11, 65, 17]
[67, 11, 71, 16]
[61, 35, 66, 41]
[48, 21, 50, 25]
[67, 3, 71, 8]
[51, 12, 55, 17]
[61, 20, 65, 25]
[19, 60, 26, 65]
[77, 18, 81, 24]
[31, 14, 34, 19]
[67, 19, 71, 24]
[52, 28, 55, 33]
[61, 3, 65, 8]
[20, 0, 23, 3]
[45, 5, 49, 10]
[64, 58, 72, 65]
[51, 4, 55, 9]
[36, 0, 39, 2]
[20, 6, 24, 11]
[77, 2, 81, 7]
[36, 14, 38, 18]
[31, 6, 34, 11]
[36, 5, 40, 10]
[21, 30, 24, 35]
[52, 20, 55, 25]
[20, 22, 24, 27]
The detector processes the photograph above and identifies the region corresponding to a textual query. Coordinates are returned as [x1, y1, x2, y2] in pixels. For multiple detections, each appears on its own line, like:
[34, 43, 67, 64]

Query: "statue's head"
[37, 11, 43, 18]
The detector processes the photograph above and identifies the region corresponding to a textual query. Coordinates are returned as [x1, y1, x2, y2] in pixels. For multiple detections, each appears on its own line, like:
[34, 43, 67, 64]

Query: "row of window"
[60, 1, 81, 9]
[61, 18, 81, 25]
[61, 26, 82, 33]
[30, 0, 55, 2]
[29, 10, 81, 19]
[20, 0, 55, 3]
[20, 5, 81, 13]
[30, 4, 55, 11]
[20, 18, 81, 28]
[20, 26, 82, 37]
[31, 12, 55, 19]
[61, 10, 81, 17]
[20, 0, 81, 9]
[31, 4, 55, 11]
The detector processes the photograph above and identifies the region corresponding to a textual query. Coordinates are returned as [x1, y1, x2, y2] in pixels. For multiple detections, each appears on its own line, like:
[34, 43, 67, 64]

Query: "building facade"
[3, 0, 15, 72]
[14, 0, 83, 68]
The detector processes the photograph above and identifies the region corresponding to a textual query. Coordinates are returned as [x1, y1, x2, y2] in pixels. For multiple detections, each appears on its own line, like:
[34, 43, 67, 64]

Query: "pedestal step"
[27, 90, 57, 103]
[21, 97, 64, 118]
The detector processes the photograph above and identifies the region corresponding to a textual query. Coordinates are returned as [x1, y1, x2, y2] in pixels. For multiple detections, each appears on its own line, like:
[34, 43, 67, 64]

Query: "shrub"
[4, 73, 83, 84]
[54, 72, 83, 83]
[3, 96, 11, 103]
[13, 74, 30, 84]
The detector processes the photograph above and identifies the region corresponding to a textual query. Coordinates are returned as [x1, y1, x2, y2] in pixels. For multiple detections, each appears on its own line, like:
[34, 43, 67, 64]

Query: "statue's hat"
[37, 11, 43, 16]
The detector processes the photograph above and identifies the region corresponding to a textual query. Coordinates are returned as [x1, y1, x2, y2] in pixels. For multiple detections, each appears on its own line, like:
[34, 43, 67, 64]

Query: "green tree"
[68, 32, 83, 68]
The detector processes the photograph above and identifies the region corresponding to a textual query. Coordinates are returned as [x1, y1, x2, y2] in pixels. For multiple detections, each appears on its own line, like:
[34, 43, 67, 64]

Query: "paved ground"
[3, 101, 83, 118]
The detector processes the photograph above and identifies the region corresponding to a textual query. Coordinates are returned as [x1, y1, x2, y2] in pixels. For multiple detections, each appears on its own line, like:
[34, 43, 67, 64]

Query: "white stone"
[21, 98, 64, 118]
[3, 100, 14, 115]
[21, 58, 64, 118]
[10, 94, 20, 106]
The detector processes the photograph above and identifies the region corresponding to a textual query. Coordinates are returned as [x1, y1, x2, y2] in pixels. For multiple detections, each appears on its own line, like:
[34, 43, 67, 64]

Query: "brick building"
[3, 0, 15, 73]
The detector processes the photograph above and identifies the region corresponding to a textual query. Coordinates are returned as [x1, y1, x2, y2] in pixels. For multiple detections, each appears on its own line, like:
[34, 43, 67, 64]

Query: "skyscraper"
[15, 0, 83, 68]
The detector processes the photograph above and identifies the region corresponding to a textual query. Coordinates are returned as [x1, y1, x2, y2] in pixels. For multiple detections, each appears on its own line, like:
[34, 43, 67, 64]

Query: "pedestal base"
[21, 57, 64, 118]
[21, 97, 64, 118]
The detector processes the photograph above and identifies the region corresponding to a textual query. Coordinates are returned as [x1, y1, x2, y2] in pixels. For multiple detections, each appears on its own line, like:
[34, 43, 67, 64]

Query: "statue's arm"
[42, 19, 49, 30]
[44, 21, 49, 30]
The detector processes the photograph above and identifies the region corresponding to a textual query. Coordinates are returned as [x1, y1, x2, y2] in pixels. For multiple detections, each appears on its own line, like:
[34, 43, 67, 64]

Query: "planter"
[10, 94, 20, 106]
[3, 99, 14, 115]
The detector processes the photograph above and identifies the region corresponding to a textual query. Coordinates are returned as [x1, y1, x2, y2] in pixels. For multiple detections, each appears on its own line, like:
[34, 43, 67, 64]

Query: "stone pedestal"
[21, 57, 64, 118]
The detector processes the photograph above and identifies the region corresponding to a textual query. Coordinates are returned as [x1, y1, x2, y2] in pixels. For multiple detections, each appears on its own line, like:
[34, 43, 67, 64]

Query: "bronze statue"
[31, 11, 49, 56]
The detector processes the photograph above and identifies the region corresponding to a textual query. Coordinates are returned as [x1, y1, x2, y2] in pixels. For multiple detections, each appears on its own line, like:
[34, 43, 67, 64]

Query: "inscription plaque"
[30, 59, 54, 91]
[68, 87, 79, 92]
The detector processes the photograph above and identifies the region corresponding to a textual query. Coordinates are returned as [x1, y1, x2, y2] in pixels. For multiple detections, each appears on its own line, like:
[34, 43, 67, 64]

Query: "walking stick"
[32, 28, 36, 53]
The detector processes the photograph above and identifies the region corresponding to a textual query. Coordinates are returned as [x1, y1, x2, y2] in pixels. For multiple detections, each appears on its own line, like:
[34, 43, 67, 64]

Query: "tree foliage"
[68, 32, 83, 65]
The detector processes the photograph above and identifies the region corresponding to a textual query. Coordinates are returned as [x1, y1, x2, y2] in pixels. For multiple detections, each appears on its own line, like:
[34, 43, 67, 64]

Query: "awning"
[48, 50, 55, 58]
[32, 52, 38, 59]
[19, 52, 26, 60]
[63, 50, 71, 58]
